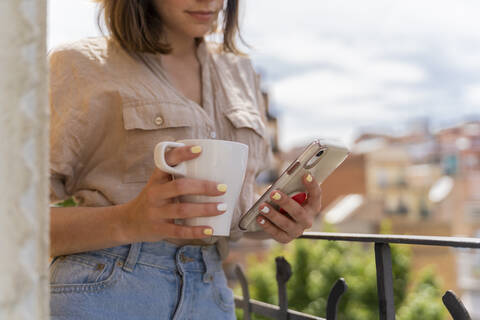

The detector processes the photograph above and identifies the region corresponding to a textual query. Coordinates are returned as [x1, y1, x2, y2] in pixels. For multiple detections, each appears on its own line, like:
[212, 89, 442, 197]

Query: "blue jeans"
[49, 241, 236, 319]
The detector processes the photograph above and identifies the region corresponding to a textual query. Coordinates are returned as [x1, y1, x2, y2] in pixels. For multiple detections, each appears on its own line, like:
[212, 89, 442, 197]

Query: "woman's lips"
[186, 11, 215, 22]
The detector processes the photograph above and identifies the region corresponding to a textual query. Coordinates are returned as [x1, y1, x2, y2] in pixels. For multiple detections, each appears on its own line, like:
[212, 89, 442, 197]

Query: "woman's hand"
[256, 173, 322, 243]
[120, 145, 227, 243]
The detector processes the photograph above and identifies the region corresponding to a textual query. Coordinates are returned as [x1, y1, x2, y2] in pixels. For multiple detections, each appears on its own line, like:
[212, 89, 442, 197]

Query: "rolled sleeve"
[48, 48, 95, 204]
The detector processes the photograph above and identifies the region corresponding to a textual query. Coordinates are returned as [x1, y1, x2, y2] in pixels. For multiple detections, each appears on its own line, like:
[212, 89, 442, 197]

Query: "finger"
[256, 216, 292, 244]
[161, 223, 215, 239]
[259, 203, 304, 238]
[151, 145, 203, 182]
[268, 190, 313, 229]
[158, 202, 228, 219]
[165, 145, 202, 167]
[149, 178, 228, 201]
[166, 178, 228, 198]
[302, 173, 322, 214]
[151, 167, 174, 184]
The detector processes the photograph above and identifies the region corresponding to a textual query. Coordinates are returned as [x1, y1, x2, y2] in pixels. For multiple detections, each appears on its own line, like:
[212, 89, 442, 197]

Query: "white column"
[0, 0, 49, 319]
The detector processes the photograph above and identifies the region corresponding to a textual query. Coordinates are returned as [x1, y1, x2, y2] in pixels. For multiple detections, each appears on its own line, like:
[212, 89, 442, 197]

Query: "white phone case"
[238, 139, 350, 231]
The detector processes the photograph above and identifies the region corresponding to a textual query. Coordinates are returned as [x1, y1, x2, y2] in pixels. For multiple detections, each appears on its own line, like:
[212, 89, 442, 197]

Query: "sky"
[48, 0, 480, 151]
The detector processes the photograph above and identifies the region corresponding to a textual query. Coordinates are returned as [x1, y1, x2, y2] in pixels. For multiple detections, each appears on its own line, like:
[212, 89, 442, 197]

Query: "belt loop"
[201, 246, 216, 283]
[122, 242, 142, 273]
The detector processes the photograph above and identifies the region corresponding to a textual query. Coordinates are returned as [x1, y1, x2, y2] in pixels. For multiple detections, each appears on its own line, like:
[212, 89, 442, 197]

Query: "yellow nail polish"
[203, 228, 213, 235]
[272, 192, 282, 201]
[217, 184, 228, 192]
[306, 174, 313, 183]
[190, 146, 202, 154]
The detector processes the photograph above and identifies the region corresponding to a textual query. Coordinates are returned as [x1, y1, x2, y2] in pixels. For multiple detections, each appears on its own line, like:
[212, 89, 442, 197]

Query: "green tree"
[238, 239, 447, 320]
[52, 197, 78, 207]
[397, 268, 446, 320]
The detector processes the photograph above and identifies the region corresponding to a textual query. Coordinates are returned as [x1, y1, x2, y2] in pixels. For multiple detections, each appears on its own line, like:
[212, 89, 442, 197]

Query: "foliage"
[397, 268, 446, 320]
[51, 197, 78, 207]
[237, 238, 447, 320]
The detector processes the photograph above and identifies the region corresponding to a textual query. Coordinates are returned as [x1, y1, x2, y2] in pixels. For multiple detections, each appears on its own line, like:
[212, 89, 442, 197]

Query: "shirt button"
[154, 116, 164, 126]
[210, 131, 217, 138]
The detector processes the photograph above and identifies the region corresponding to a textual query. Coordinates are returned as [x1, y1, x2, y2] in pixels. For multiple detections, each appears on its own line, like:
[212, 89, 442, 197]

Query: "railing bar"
[442, 291, 472, 320]
[301, 232, 480, 248]
[326, 278, 348, 320]
[375, 243, 396, 320]
[276, 257, 292, 320]
[235, 265, 252, 320]
[278, 278, 288, 319]
[235, 297, 326, 320]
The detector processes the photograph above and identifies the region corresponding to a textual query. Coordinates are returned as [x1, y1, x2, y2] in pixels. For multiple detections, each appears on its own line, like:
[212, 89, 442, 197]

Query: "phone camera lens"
[316, 150, 324, 157]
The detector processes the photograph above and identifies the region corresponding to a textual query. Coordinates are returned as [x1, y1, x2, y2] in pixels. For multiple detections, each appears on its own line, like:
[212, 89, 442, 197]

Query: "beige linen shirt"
[49, 36, 272, 258]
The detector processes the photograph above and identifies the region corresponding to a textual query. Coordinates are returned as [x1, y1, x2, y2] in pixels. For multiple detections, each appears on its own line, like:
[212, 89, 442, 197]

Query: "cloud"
[244, 0, 480, 40]
[242, 0, 480, 150]
[270, 62, 428, 119]
[272, 70, 379, 106]
[364, 60, 427, 84]
[463, 84, 480, 108]
[277, 114, 358, 150]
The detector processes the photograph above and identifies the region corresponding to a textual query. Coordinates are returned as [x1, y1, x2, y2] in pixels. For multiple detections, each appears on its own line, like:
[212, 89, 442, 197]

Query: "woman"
[49, 0, 322, 319]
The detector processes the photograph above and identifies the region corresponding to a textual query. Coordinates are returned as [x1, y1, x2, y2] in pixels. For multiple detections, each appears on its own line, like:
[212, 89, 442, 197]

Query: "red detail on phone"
[279, 192, 307, 214]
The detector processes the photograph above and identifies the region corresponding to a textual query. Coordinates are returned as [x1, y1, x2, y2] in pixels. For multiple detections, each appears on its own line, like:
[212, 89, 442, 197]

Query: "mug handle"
[154, 141, 187, 176]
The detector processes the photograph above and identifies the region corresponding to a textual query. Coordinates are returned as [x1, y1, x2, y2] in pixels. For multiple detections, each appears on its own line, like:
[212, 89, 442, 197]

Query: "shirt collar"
[196, 39, 210, 69]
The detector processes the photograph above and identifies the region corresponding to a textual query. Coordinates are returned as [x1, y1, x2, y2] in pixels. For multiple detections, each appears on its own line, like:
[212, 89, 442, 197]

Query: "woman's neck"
[163, 27, 198, 59]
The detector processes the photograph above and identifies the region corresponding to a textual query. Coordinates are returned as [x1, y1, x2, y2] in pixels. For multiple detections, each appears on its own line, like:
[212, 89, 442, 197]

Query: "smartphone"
[238, 139, 350, 231]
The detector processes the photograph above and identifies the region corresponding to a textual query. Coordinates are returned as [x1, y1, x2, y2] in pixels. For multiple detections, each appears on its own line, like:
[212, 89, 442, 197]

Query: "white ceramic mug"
[154, 139, 249, 236]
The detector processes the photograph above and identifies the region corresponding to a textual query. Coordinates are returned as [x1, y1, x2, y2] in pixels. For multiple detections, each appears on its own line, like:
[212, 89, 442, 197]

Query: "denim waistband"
[94, 241, 222, 276]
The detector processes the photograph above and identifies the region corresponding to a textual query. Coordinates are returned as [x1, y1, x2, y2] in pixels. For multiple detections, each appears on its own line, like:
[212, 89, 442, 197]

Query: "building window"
[443, 154, 458, 175]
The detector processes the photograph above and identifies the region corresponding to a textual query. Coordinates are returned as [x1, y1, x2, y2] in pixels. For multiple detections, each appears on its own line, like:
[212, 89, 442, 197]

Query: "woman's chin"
[184, 26, 213, 38]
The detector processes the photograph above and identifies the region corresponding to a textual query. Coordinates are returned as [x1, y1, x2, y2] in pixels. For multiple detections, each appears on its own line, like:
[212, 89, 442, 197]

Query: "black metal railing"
[234, 232, 480, 320]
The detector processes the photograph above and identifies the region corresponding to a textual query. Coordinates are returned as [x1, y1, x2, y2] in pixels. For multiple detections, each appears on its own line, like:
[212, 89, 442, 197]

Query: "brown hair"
[95, 0, 246, 55]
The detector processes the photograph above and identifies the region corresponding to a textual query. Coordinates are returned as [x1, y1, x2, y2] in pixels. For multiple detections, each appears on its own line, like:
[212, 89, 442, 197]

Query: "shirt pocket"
[224, 107, 271, 229]
[122, 101, 197, 183]
[224, 107, 269, 167]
